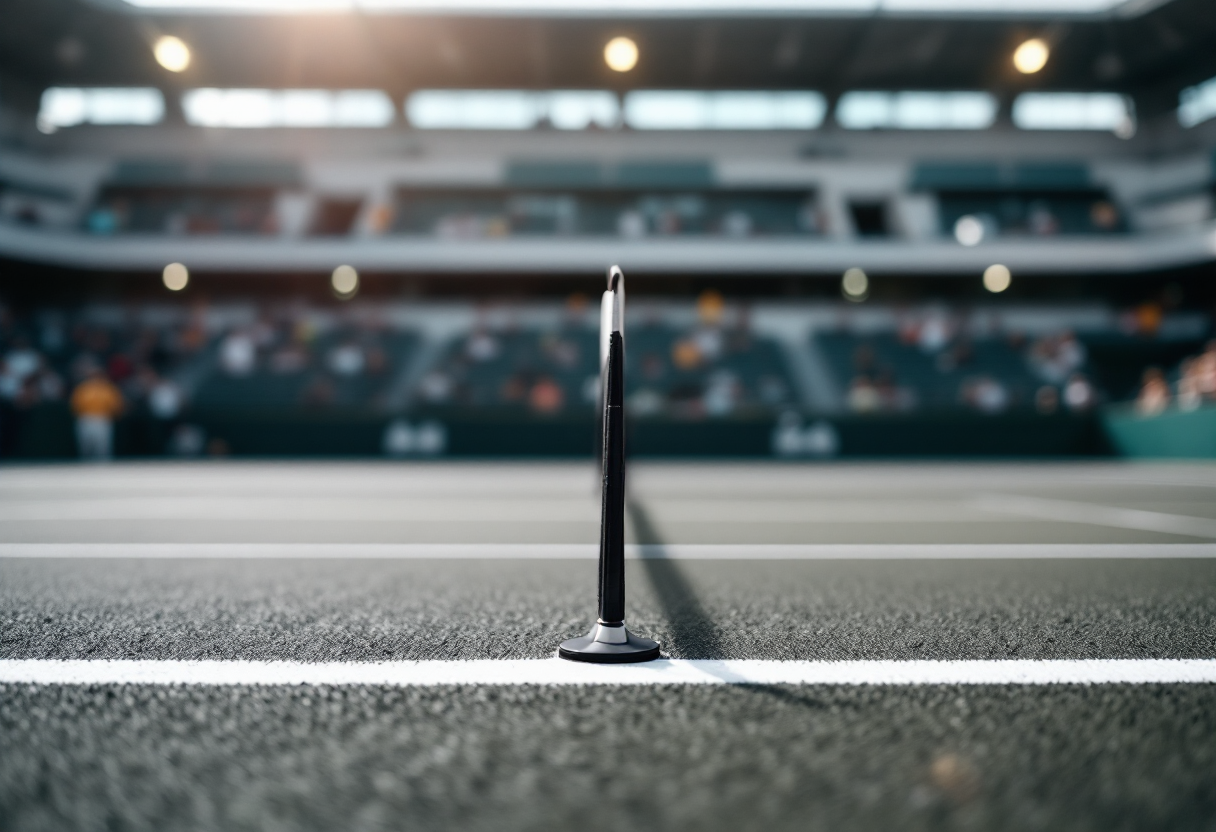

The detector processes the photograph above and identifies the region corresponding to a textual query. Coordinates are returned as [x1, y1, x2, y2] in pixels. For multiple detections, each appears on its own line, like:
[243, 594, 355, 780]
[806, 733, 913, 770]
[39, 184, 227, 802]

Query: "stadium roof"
[0, 0, 1213, 117]
[93, 0, 1175, 17]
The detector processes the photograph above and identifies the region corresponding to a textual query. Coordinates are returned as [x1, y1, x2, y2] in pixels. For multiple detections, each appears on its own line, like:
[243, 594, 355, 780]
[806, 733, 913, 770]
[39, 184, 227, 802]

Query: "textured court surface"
[2, 461, 1216, 831]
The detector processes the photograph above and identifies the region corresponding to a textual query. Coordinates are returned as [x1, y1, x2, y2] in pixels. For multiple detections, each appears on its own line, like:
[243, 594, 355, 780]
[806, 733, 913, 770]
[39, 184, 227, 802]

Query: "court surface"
[2, 461, 1215, 831]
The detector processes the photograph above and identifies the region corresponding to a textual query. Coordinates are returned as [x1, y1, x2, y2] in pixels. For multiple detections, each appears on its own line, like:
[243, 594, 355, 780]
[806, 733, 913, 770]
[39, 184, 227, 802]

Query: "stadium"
[1, 0, 1216, 828]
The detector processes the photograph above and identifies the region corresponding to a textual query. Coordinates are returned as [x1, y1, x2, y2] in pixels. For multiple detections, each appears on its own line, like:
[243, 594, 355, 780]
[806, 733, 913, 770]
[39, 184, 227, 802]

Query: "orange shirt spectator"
[71, 376, 124, 419]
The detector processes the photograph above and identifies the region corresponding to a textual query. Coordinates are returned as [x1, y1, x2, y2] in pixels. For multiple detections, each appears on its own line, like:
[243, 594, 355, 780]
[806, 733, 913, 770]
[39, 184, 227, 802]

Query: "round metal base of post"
[558, 629, 661, 664]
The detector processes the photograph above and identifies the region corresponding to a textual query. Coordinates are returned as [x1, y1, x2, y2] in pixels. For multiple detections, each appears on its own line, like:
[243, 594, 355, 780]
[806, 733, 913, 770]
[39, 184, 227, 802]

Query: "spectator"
[1135, 368, 1170, 416]
[1170, 340, 1216, 411]
[875, 371, 915, 412]
[1035, 385, 1059, 415]
[692, 328, 724, 361]
[617, 210, 646, 238]
[71, 368, 124, 460]
[269, 343, 308, 374]
[1091, 201, 1120, 230]
[466, 332, 500, 362]
[672, 338, 703, 370]
[961, 376, 1009, 414]
[1119, 303, 1163, 337]
[529, 377, 564, 414]
[1063, 373, 1096, 413]
[847, 375, 881, 413]
[1194, 341, 1216, 399]
[1176, 359, 1201, 411]
[627, 388, 664, 416]
[149, 376, 183, 420]
[1028, 201, 1059, 236]
[935, 340, 972, 373]
[541, 335, 579, 369]
[500, 373, 528, 404]
[418, 371, 453, 403]
[220, 331, 256, 376]
[328, 343, 365, 376]
[107, 352, 134, 383]
[696, 290, 725, 326]
[703, 370, 740, 417]
[918, 317, 951, 353]
[1029, 332, 1085, 384]
[0, 337, 41, 400]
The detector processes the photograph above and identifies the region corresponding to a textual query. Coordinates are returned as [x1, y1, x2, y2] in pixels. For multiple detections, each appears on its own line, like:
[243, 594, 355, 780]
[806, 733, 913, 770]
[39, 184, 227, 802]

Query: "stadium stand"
[392, 187, 822, 239]
[0, 296, 1208, 458]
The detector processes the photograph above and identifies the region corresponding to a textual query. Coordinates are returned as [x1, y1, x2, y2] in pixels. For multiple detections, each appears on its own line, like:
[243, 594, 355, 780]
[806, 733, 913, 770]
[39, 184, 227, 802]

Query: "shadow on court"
[627, 498, 841, 710]
[627, 499, 725, 659]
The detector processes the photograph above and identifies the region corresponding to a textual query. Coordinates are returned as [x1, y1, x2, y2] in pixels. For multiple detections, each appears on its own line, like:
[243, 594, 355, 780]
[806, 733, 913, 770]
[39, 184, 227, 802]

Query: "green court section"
[1103, 405, 1216, 458]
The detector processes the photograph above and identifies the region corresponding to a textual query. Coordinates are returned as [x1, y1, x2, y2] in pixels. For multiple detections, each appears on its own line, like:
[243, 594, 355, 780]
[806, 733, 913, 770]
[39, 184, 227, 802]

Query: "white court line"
[1, 659, 1215, 686]
[1, 543, 1215, 559]
[975, 494, 1216, 540]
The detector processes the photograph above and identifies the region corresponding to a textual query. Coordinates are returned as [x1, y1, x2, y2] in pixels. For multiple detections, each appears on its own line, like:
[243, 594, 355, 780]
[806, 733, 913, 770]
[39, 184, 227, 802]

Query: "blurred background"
[0, 0, 1214, 461]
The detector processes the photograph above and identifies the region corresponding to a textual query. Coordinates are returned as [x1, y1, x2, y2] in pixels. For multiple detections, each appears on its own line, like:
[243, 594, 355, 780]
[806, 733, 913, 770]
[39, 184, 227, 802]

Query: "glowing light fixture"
[983, 264, 1011, 293]
[183, 89, 395, 127]
[154, 36, 192, 72]
[836, 91, 996, 130]
[841, 267, 868, 301]
[1013, 38, 1049, 74]
[604, 37, 638, 73]
[1012, 92, 1134, 134]
[406, 90, 617, 130]
[624, 91, 825, 130]
[954, 215, 985, 246]
[38, 88, 165, 132]
[162, 263, 189, 291]
[332, 265, 359, 297]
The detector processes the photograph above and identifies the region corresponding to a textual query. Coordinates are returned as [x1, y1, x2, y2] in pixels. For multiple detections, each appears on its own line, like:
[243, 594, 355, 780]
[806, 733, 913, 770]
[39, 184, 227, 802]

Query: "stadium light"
[154, 36, 192, 72]
[1013, 38, 1049, 74]
[162, 263, 189, 291]
[38, 88, 165, 131]
[406, 90, 617, 130]
[560, 265, 660, 664]
[835, 91, 997, 130]
[332, 265, 359, 297]
[182, 89, 395, 127]
[624, 91, 826, 130]
[954, 215, 986, 246]
[841, 267, 868, 302]
[1012, 92, 1134, 135]
[983, 264, 1011, 293]
[604, 36, 638, 72]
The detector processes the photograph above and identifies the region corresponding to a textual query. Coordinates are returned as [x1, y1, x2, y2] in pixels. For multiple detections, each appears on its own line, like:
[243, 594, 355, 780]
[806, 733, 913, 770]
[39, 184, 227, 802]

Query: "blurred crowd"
[415, 291, 793, 420]
[0, 301, 410, 458]
[87, 189, 278, 236]
[0, 304, 198, 457]
[206, 312, 400, 411]
[1135, 341, 1216, 416]
[838, 318, 1097, 416]
[1, 296, 1209, 459]
[78, 187, 827, 240]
